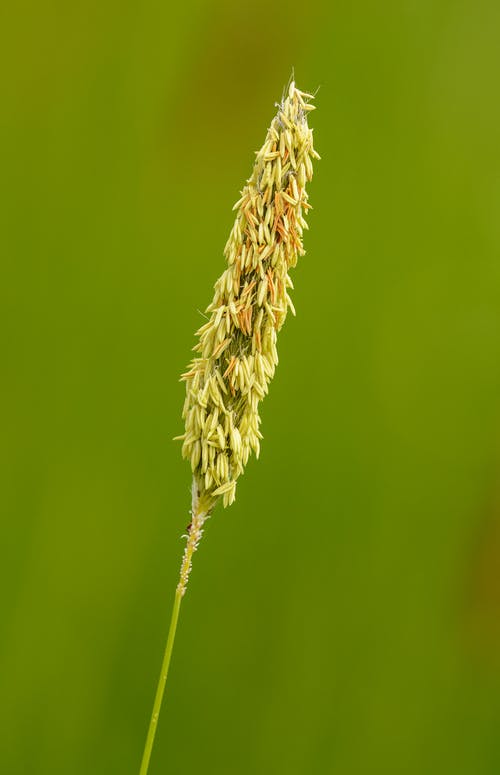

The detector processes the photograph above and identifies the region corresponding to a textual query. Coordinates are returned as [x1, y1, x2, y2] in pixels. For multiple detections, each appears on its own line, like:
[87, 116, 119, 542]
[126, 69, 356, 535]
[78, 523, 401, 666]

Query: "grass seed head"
[179, 81, 319, 514]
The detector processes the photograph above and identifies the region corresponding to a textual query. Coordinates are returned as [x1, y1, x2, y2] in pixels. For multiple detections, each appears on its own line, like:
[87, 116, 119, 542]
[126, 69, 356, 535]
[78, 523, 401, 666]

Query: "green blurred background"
[2, 1, 500, 773]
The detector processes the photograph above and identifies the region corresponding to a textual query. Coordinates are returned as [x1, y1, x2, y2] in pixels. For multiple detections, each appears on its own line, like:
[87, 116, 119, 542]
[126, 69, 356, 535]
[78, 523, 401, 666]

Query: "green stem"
[139, 588, 183, 775]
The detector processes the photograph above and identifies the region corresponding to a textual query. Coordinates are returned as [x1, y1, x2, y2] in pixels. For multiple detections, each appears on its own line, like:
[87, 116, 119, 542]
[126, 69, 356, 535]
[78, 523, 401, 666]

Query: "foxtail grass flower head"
[176, 81, 319, 594]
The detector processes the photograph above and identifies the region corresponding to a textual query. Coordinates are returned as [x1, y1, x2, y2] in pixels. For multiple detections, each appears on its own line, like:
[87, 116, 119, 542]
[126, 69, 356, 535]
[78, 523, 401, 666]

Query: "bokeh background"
[2, 1, 500, 773]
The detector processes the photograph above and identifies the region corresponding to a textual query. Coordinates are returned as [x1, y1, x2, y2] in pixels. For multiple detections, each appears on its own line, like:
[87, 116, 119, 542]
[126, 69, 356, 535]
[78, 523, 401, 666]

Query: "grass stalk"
[139, 486, 207, 774]
[139, 587, 182, 775]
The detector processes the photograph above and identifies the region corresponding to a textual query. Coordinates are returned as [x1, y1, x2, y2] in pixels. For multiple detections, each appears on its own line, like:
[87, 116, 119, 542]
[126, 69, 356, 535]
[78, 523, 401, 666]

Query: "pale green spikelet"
[176, 81, 319, 594]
